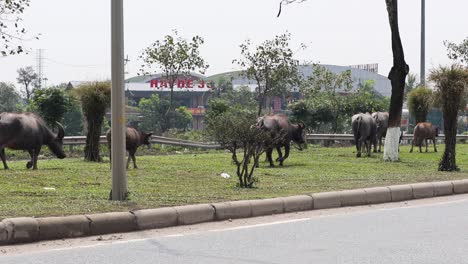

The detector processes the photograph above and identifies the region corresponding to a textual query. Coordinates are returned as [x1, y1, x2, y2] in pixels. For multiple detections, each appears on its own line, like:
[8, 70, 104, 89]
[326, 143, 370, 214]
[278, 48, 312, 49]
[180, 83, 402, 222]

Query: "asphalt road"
[2, 195, 468, 264]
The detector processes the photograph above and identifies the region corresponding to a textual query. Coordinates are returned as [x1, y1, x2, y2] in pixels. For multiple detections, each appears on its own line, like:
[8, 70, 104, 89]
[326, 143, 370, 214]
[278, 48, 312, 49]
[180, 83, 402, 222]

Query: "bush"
[205, 105, 271, 188]
[407, 86, 433, 123]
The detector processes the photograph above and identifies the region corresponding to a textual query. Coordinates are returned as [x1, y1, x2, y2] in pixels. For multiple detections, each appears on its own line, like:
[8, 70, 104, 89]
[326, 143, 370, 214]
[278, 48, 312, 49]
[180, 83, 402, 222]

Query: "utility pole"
[36, 49, 44, 88]
[420, 0, 425, 86]
[110, 0, 127, 201]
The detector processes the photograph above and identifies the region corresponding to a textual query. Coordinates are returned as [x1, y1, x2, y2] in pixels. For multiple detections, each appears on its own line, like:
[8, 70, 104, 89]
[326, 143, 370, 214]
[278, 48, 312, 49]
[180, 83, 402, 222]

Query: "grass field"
[0, 144, 467, 219]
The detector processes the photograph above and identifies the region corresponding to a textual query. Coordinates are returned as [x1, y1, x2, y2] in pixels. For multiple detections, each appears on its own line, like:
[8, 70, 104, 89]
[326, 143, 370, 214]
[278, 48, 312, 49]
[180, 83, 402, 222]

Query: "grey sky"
[0, 0, 467, 87]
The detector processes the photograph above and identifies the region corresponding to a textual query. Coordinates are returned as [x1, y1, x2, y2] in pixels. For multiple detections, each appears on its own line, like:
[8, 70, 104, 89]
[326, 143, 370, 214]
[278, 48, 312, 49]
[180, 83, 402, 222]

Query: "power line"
[43, 58, 106, 68]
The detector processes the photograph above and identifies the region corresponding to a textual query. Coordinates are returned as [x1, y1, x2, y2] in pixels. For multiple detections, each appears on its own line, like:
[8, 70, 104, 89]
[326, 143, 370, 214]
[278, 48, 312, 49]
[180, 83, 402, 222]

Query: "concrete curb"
[1, 179, 467, 245]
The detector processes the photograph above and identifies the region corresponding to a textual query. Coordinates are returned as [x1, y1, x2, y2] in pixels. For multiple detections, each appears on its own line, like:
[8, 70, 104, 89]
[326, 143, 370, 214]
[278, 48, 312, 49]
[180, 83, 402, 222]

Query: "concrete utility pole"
[110, 0, 127, 200]
[420, 0, 425, 85]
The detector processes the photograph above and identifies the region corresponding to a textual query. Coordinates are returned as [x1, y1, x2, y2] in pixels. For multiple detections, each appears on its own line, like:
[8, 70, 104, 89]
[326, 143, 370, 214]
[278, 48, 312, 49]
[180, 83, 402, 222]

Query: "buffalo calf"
[106, 127, 152, 169]
[410, 122, 439, 153]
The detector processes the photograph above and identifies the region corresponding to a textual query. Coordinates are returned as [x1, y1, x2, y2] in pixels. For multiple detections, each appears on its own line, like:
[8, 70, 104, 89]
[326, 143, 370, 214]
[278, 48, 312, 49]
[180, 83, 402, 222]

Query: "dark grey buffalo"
[106, 127, 152, 169]
[410, 122, 439, 153]
[0, 112, 66, 170]
[352, 113, 377, 158]
[371, 111, 389, 152]
[256, 114, 307, 167]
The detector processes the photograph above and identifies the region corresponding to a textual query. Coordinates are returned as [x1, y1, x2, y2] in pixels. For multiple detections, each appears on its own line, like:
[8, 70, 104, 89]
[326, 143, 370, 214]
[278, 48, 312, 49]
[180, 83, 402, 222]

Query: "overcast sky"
[0, 0, 467, 87]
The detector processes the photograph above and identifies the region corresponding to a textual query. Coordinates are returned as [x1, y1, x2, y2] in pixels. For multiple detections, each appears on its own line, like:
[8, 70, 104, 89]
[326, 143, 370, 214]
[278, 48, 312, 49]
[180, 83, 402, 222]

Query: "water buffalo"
[371, 112, 389, 152]
[410, 122, 439, 153]
[0, 112, 66, 170]
[352, 113, 377, 158]
[256, 114, 307, 167]
[106, 127, 153, 169]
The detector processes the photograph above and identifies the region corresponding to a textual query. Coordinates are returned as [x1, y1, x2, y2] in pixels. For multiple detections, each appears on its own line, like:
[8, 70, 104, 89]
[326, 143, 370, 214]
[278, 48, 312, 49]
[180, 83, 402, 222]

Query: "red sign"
[150, 79, 214, 89]
[188, 108, 206, 115]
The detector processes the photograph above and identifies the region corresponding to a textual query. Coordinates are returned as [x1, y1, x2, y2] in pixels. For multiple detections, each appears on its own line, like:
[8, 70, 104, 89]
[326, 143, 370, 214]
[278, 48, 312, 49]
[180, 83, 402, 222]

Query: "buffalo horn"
[56, 121, 65, 140]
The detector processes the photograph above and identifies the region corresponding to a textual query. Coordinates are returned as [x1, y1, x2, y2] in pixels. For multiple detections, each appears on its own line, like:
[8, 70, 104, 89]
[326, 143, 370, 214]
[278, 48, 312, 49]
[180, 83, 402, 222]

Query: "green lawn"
[0, 144, 467, 219]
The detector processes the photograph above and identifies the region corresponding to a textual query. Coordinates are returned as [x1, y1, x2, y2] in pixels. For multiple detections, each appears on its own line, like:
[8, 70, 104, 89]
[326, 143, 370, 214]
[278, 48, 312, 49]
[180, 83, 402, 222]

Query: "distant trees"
[173, 106, 193, 131]
[290, 74, 389, 133]
[233, 33, 302, 116]
[213, 85, 257, 112]
[215, 76, 234, 96]
[73, 82, 111, 162]
[407, 86, 432, 124]
[138, 94, 166, 134]
[62, 95, 83, 136]
[0, 0, 37, 56]
[300, 65, 352, 133]
[0, 82, 21, 112]
[138, 94, 193, 134]
[444, 37, 468, 66]
[349, 80, 390, 114]
[139, 30, 208, 132]
[404, 73, 418, 100]
[16, 66, 38, 101]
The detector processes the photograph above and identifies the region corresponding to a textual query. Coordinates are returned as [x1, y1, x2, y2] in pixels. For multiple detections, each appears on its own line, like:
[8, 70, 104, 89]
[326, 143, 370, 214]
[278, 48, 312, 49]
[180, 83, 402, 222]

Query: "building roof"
[207, 64, 392, 97]
[121, 64, 392, 96]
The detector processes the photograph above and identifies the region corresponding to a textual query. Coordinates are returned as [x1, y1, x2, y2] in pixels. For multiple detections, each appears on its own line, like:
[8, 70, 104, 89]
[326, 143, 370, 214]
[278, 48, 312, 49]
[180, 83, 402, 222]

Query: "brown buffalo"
[256, 114, 307, 167]
[106, 127, 152, 169]
[410, 122, 439, 153]
[0, 112, 66, 170]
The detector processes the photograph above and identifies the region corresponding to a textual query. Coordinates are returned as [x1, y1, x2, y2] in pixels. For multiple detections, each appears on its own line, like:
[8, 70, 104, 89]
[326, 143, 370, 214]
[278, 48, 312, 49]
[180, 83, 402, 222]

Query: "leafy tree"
[173, 106, 193, 131]
[349, 80, 390, 114]
[0, 0, 37, 56]
[300, 65, 353, 133]
[215, 76, 234, 97]
[289, 94, 334, 133]
[16, 66, 38, 101]
[444, 37, 468, 66]
[233, 33, 302, 116]
[62, 95, 83, 136]
[205, 98, 230, 122]
[429, 65, 468, 171]
[73, 82, 111, 162]
[30, 88, 69, 128]
[218, 86, 257, 111]
[139, 30, 208, 132]
[138, 94, 166, 134]
[407, 86, 432, 124]
[0, 82, 21, 112]
[205, 105, 270, 188]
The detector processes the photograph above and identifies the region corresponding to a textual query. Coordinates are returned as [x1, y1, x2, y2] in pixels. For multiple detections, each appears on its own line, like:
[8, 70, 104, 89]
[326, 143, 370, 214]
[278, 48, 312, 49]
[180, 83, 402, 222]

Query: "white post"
[111, 0, 127, 200]
[383, 127, 401, 161]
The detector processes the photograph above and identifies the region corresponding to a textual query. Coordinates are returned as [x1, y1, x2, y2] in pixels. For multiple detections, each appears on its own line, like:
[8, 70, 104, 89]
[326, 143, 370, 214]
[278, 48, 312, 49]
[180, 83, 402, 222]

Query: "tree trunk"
[162, 82, 176, 133]
[257, 93, 264, 117]
[439, 109, 459, 171]
[84, 116, 104, 162]
[383, 0, 409, 161]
